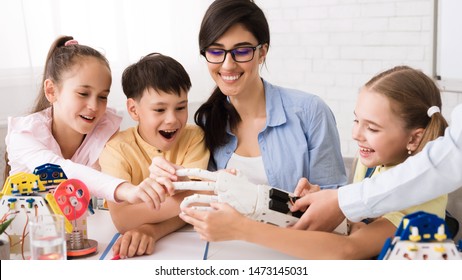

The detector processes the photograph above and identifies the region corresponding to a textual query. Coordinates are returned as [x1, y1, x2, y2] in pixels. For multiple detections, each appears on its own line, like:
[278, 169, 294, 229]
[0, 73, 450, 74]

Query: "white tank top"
[226, 153, 269, 185]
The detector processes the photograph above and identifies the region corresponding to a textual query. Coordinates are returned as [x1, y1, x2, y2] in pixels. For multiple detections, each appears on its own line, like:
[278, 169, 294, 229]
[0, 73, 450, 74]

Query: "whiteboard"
[436, 0, 462, 92]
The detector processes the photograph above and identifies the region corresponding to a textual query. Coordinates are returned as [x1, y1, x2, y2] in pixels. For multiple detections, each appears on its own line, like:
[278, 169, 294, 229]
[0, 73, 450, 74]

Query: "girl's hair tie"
[64, 39, 79, 46]
[427, 106, 440, 118]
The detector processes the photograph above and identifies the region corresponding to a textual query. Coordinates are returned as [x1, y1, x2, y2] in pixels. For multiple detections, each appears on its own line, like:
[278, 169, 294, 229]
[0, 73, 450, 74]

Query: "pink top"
[5, 107, 125, 201]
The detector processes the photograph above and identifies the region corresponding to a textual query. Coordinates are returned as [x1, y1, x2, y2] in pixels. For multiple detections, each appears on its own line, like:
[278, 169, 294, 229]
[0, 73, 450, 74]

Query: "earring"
[407, 145, 412, 155]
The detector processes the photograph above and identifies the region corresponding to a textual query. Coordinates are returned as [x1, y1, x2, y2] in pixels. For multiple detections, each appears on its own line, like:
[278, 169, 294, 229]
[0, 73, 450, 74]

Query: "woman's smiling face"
[205, 23, 267, 98]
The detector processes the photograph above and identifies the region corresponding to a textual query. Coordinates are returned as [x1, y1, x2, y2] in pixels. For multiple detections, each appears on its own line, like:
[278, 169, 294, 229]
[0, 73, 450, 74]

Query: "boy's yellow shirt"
[99, 124, 210, 185]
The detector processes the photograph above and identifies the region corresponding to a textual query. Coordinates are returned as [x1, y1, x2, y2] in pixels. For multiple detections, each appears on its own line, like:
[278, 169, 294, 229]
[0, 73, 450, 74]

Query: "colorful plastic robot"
[0, 164, 97, 258]
[1, 172, 45, 197]
[378, 211, 461, 260]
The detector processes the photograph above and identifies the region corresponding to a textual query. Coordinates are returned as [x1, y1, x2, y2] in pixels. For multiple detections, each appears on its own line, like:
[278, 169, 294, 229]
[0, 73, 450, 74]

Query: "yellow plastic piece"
[409, 235, 421, 242]
[434, 233, 447, 241]
[407, 244, 419, 251]
[2, 172, 46, 195]
[45, 193, 73, 234]
[409, 230, 422, 242]
[434, 245, 446, 253]
[402, 218, 409, 228]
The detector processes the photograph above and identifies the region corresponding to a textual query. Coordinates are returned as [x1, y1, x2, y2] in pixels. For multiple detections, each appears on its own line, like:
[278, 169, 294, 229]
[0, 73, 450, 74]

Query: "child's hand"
[115, 178, 174, 210]
[112, 225, 157, 258]
[149, 156, 183, 181]
[292, 177, 320, 198]
[289, 189, 345, 231]
[289, 178, 321, 220]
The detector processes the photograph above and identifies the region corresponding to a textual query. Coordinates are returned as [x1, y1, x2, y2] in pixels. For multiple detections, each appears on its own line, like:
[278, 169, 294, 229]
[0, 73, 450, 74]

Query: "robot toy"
[0, 164, 97, 258]
[378, 211, 461, 260]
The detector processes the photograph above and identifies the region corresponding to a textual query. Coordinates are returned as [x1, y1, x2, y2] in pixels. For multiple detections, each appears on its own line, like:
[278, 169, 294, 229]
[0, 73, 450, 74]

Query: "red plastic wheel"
[53, 179, 90, 221]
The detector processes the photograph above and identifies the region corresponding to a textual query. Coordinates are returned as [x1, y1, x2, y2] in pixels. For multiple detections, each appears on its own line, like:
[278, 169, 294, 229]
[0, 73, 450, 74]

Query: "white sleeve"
[6, 123, 124, 202]
[339, 103, 462, 222]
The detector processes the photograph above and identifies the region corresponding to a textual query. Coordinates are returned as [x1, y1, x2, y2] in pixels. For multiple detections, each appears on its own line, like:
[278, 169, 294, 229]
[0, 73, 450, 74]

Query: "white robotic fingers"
[172, 168, 300, 227]
[173, 181, 216, 191]
[180, 193, 219, 210]
[175, 168, 218, 181]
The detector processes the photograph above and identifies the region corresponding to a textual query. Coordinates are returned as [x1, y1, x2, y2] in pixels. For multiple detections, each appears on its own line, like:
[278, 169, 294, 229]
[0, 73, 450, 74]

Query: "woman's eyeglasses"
[201, 44, 262, 64]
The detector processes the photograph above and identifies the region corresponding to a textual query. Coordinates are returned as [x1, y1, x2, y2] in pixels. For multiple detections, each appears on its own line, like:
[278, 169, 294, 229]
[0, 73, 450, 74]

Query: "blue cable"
[99, 232, 120, 260]
[203, 241, 210, 260]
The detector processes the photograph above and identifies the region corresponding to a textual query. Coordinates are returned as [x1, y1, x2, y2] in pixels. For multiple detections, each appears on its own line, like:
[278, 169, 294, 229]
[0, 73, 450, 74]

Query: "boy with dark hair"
[99, 53, 209, 258]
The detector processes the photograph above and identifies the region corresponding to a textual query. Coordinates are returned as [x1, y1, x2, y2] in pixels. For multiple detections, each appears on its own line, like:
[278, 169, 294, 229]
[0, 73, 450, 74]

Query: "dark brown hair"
[195, 0, 270, 156]
[121, 53, 191, 100]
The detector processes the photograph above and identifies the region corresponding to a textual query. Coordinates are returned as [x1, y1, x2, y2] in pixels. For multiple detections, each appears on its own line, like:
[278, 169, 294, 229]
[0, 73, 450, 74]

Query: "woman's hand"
[179, 202, 248, 242]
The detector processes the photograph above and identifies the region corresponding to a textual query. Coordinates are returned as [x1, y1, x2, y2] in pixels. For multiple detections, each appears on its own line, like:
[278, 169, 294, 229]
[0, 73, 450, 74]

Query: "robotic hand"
[172, 168, 305, 228]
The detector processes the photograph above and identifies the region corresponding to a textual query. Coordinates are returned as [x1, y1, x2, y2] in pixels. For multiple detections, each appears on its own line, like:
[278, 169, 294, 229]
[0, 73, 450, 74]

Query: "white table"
[83, 209, 299, 260]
